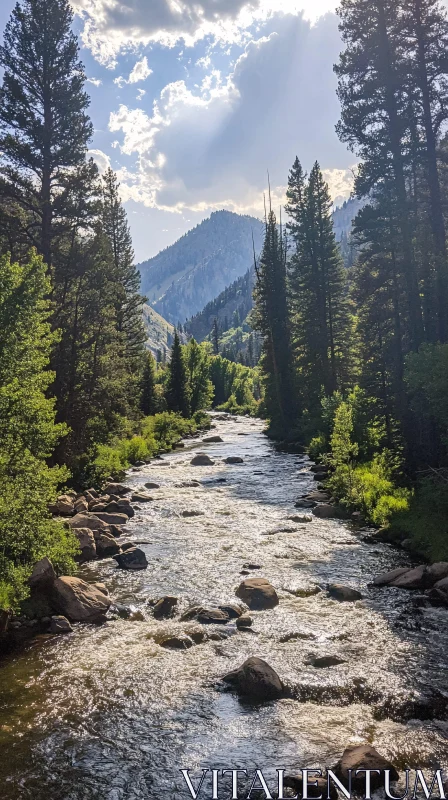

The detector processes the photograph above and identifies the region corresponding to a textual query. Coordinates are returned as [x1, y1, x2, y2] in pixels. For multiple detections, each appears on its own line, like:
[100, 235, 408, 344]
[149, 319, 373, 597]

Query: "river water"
[1, 414, 448, 800]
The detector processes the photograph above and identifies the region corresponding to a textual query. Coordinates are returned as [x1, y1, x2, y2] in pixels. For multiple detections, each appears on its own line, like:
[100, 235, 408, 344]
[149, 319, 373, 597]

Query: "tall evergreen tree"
[252, 208, 298, 436]
[166, 332, 191, 418]
[102, 168, 147, 380]
[140, 351, 157, 417]
[402, 0, 448, 340]
[286, 160, 353, 408]
[0, 0, 93, 266]
[335, 0, 424, 349]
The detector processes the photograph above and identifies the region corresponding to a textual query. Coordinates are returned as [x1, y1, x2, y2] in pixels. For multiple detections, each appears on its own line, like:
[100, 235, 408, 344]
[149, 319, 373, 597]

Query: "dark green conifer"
[252, 208, 299, 436]
[166, 332, 191, 417]
[141, 352, 157, 417]
[0, 0, 93, 265]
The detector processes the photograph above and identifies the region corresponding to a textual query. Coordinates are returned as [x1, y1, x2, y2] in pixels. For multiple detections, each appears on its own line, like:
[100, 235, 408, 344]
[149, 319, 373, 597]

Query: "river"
[0, 414, 447, 799]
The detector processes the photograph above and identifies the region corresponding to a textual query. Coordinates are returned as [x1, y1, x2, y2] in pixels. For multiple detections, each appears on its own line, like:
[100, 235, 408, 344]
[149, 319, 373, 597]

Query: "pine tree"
[252, 208, 299, 436]
[211, 318, 220, 354]
[402, 0, 448, 341]
[102, 168, 147, 381]
[286, 160, 353, 409]
[166, 332, 191, 417]
[0, 0, 93, 265]
[335, 0, 424, 349]
[141, 351, 157, 417]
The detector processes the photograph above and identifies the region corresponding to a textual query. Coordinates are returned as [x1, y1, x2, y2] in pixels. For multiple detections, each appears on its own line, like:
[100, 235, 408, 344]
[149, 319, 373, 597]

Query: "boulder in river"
[73, 528, 97, 562]
[190, 454, 215, 466]
[145, 482, 160, 489]
[328, 584, 362, 602]
[153, 596, 178, 619]
[92, 511, 129, 526]
[288, 514, 313, 524]
[102, 482, 131, 496]
[29, 557, 56, 590]
[388, 564, 427, 589]
[219, 604, 244, 619]
[222, 656, 283, 699]
[224, 456, 244, 464]
[306, 491, 331, 502]
[236, 577, 279, 610]
[175, 480, 201, 488]
[311, 655, 346, 668]
[51, 577, 110, 622]
[312, 504, 338, 519]
[196, 608, 229, 624]
[50, 615, 73, 634]
[95, 532, 121, 558]
[294, 499, 316, 509]
[428, 576, 448, 606]
[427, 562, 448, 583]
[113, 547, 148, 570]
[236, 615, 252, 629]
[131, 492, 154, 502]
[334, 744, 399, 791]
[373, 567, 410, 586]
[159, 634, 194, 650]
[202, 435, 223, 443]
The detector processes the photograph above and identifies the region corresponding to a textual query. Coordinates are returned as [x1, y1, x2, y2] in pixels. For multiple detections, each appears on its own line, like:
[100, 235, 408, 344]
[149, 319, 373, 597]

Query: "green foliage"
[209, 355, 261, 414]
[166, 331, 191, 418]
[389, 477, 448, 562]
[141, 351, 158, 416]
[0, 252, 76, 610]
[185, 338, 213, 414]
[90, 411, 209, 485]
[308, 434, 327, 462]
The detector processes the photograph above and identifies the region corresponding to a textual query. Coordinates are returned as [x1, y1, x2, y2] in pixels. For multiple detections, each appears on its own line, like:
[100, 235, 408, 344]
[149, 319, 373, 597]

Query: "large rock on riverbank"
[236, 577, 279, 610]
[69, 513, 109, 531]
[334, 744, 399, 791]
[222, 656, 284, 699]
[51, 576, 110, 622]
[113, 547, 148, 570]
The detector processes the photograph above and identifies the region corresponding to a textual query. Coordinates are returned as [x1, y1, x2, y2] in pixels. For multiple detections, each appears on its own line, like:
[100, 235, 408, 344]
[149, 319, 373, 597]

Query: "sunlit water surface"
[0, 415, 447, 799]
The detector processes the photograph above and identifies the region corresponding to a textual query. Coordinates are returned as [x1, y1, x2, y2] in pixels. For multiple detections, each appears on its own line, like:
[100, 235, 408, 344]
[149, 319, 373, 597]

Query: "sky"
[0, 0, 356, 262]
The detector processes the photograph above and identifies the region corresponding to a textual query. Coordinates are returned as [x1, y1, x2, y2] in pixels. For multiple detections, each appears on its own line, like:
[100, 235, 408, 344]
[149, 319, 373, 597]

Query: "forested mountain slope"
[137, 210, 265, 324]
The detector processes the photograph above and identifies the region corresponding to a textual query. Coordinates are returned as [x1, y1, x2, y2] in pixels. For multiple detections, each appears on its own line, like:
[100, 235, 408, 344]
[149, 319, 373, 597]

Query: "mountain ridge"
[137, 210, 265, 324]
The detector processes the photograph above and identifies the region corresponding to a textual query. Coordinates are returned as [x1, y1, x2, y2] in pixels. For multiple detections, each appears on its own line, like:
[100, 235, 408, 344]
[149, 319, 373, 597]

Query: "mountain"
[137, 210, 265, 324]
[186, 267, 255, 343]
[184, 197, 362, 349]
[142, 303, 176, 360]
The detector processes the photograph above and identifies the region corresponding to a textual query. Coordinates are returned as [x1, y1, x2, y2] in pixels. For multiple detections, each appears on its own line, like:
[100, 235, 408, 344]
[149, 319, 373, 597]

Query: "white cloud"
[128, 56, 153, 83]
[136, 88, 146, 100]
[114, 57, 153, 88]
[72, 0, 337, 66]
[87, 77, 102, 86]
[108, 13, 352, 213]
[88, 148, 111, 173]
